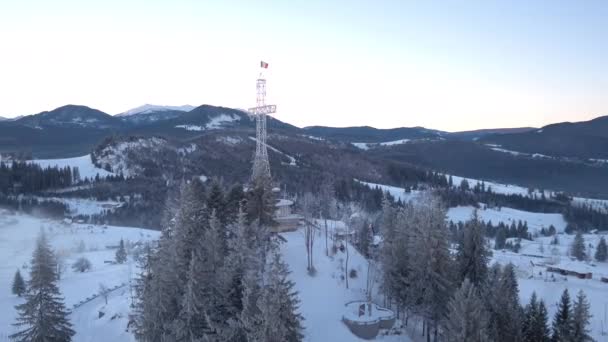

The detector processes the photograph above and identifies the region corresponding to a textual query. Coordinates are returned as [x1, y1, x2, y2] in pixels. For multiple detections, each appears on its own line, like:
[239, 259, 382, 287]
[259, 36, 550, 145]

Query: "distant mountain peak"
[117, 104, 196, 117]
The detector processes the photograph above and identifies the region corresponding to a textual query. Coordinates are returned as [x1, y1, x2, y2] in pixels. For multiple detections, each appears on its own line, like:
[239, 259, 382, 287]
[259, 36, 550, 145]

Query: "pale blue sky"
[0, 0, 606, 131]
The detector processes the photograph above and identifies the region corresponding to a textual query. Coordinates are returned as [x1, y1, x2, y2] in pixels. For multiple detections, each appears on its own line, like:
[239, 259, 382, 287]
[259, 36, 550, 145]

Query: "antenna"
[248, 61, 276, 183]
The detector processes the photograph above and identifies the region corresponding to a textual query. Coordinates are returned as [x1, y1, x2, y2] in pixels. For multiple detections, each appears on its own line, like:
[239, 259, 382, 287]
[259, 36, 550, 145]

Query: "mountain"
[303, 126, 442, 143]
[12, 105, 121, 129]
[117, 104, 196, 116]
[448, 127, 536, 141]
[0, 116, 7, 121]
[480, 115, 608, 159]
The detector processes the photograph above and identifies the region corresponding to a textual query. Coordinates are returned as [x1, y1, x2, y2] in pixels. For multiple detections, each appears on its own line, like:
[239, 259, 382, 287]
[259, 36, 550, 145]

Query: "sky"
[0, 0, 607, 131]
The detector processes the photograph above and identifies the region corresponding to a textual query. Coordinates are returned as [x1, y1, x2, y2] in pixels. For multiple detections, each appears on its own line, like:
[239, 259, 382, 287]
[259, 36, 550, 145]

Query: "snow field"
[0, 210, 159, 340]
[447, 205, 567, 234]
[490, 236, 608, 341]
[28, 155, 113, 180]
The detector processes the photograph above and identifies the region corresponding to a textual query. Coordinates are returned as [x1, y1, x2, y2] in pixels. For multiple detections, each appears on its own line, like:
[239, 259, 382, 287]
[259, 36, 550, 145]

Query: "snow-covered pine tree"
[523, 292, 551, 342]
[319, 176, 335, 257]
[239, 267, 264, 342]
[173, 250, 213, 341]
[495, 227, 507, 250]
[380, 203, 411, 317]
[536, 300, 551, 342]
[571, 232, 586, 261]
[443, 278, 488, 342]
[552, 288, 573, 341]
[246, 175, 277, 229]
[12, 269, 26, 297]
[10, 232, 75, 342]
[595, 236, 607, 262]
[522, 292, 539, 341]
[481, 263, 502, 339]
[407, 197, 453, 341]
[571, 290, 593, 342]
[207, 180, 227, 225]
[256, 250, 304, 342]
[495, 263, 524, 342]
[115, 238, 127, 264]
[172, 179, 209, 284]
[456, 213, 491, 285]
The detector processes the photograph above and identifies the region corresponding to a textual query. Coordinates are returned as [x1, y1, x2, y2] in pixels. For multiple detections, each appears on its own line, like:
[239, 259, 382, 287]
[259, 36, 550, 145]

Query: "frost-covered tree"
[380, 203, 412, 320]
[319, 176, 336, 256]
[456, 213, 491, 286]
[10, 232, 75, 342]
[495, 227, 507, 250]
[407, 197, 453, 341]
[482, 263, 523, 342]
[256, 250, 304, 342]
[12, 269, 26, 297]
[443, 279, 488, 342]
[595, 236, 607, 262]
[522, 292, 550, 342]
[496, 263, 524, 341]
[301, 192, 317, 273]
[173, 250, 212, 341]
[115, 238, 127, 264]
[571, 232, 586, 261]
[246, 176, 277, 229]
[71, 257, 92, 272]
[552, 288, 573, 342]
[571, 290, 593, 342]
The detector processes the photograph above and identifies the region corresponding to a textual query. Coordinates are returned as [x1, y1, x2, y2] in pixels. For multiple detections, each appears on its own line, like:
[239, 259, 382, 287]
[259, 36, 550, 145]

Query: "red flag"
[260, 61, 269, 69]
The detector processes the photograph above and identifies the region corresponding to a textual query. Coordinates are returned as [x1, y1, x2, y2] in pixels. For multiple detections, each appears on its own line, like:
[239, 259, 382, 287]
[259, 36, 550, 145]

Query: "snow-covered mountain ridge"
[117, 104, 195, 116]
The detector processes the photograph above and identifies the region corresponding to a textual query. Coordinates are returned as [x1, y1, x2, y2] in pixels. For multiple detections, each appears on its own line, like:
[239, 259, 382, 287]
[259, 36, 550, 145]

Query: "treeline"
[0, 195, 68, 219]
[132, 178, 304, 341]
[0, 161, 79, 193]
[379, 197, 594, 341]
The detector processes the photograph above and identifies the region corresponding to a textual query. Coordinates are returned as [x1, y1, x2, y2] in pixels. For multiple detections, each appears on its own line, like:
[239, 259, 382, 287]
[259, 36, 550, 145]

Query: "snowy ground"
[28, 155, 113, 180]
[0, 210, 159, 341]
[2, 206, 605, 340]
[447, 205, 567, 234]
[280, 225, 408, 341]
[490, 233, 608, 340]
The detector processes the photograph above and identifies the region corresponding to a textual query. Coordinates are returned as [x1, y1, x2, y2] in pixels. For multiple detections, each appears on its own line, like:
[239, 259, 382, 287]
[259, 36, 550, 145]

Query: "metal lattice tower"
[248, 74, 276, 184]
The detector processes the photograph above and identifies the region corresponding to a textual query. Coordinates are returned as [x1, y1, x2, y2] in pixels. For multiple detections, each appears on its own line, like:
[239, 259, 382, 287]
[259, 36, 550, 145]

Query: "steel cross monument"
[248, 66, 276, 183]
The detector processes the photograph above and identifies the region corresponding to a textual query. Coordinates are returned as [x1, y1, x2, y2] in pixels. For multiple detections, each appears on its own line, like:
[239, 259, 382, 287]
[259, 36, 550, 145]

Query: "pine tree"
[407, 197, 453, 341]
[256, 250, 304, 342]
[571, 232, 586, 261]
[595, 236, 607, 262]
[10, 232, 75, 342]
[246, 177, 277, 229]
[495, 227, 507, 250]
[552, 288, 573, 341]
[456, 214, 491, 285]
[571, 290, 593, 342]
[207, 181, 227, 225]
[173, 250, 212, 341]
[523, 292, 551, 342]
[481, 263, 502, 340]
[443, 279, 488, 342]
[497, 263, 524, 341]
[115, 238, 127, 264]
[483, 263, 523, 342]
[12, 269, 26, 297]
